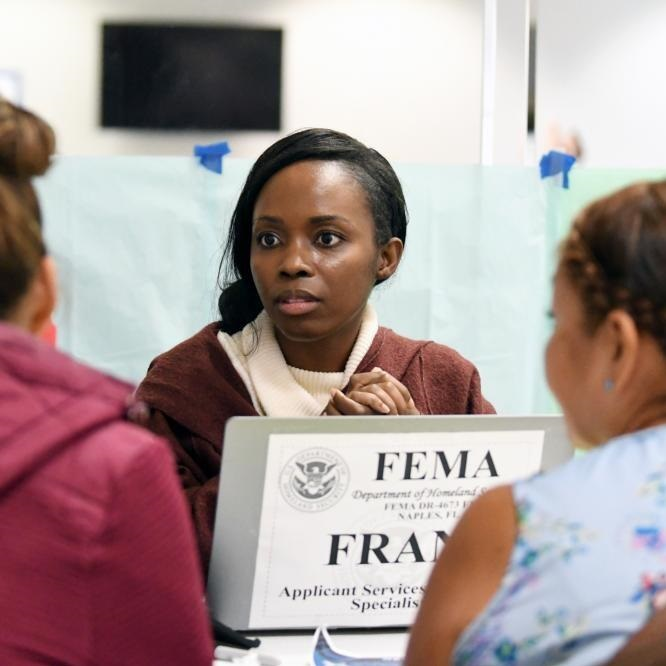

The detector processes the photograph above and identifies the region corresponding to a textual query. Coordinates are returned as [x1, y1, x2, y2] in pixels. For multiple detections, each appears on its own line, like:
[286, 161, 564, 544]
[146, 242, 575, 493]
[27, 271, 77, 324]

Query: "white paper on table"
[312, 627, 402, 665]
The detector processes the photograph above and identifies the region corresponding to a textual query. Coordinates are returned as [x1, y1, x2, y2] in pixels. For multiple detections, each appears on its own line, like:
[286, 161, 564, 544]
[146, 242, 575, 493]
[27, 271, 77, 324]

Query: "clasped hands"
[324, 367, 420, 416]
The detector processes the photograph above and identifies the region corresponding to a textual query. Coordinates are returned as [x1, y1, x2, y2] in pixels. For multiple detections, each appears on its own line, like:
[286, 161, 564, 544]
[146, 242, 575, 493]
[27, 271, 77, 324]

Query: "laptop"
[207, 414, 571, 631]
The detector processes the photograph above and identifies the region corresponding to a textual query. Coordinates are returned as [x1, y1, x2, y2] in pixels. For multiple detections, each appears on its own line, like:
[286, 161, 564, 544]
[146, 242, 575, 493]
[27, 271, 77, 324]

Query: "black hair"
[217, 128, 408, 334]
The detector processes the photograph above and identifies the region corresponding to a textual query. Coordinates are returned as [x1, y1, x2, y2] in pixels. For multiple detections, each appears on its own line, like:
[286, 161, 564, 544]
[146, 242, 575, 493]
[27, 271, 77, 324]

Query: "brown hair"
[0, 99, 55, 319]
[559, 180, 666, 354]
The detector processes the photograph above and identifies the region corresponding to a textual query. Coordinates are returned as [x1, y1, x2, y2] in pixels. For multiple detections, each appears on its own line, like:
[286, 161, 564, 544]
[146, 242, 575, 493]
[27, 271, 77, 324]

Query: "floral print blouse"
[453, 425, 666, 665]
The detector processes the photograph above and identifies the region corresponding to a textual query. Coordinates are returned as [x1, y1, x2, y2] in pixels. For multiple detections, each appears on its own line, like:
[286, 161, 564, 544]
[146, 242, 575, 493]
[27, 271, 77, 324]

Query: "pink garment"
[0, 323, 213, 666]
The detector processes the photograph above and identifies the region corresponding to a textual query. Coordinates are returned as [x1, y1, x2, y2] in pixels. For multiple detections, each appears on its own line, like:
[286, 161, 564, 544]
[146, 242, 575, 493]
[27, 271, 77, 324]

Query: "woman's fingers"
[327, 368, 421, 416]
[329, 388, 396, 415]
[346, 370, 386, 392]
[369, 368, 413, 403]
[329, 388, 375, 415]
[348, 367, 420, 415]
[379, 380, 420, 415]
[349, 385, 398, 415]
[324, 400, 342, 416]
[378, 380, 410, 413]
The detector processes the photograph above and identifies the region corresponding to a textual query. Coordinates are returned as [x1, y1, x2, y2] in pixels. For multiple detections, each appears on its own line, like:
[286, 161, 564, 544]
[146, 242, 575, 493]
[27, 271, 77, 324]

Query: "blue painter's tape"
[193, 141, 231, 174]
[539, 150, 576, 189]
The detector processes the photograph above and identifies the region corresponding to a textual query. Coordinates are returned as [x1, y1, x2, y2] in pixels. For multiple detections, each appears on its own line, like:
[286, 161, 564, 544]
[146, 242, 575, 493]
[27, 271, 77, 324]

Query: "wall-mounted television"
[101, 23, 282, 131]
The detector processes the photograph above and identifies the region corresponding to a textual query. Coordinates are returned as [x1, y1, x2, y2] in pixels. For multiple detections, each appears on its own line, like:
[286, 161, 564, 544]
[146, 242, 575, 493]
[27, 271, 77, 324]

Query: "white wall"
[1, 0, 484, 163]
[536, 0, 666, 167]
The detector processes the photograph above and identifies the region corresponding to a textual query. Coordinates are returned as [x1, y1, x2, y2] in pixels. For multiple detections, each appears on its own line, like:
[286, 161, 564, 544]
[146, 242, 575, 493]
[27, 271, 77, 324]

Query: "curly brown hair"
[0, 98, 55, 318]
[559, 180, 666, 354]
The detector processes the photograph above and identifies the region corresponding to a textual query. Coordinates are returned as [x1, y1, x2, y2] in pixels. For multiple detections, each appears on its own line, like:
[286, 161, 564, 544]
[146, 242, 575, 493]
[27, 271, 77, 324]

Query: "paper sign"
[250, 430, 544, 628]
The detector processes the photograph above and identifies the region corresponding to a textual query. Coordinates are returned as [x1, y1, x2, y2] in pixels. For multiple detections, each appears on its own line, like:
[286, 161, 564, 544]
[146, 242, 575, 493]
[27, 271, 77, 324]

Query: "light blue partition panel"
[35, 158, 666, 415]
[37, 157, 248, 384]
[381, 165, 552, 415]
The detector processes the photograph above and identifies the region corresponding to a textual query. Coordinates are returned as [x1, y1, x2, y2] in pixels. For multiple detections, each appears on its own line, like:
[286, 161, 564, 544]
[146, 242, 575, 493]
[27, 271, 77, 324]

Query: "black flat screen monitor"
[101, 23, 282, 131]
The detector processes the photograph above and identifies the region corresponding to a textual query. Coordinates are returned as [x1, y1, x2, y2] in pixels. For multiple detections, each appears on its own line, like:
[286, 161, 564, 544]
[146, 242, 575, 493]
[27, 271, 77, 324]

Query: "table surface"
[214, 630, 409, 665]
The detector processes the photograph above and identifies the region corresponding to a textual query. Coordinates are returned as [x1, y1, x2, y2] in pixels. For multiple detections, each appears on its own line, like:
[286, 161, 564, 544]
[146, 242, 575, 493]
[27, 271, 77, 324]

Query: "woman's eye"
[258, 232, 280, 248]
[317, 231, 342, 247]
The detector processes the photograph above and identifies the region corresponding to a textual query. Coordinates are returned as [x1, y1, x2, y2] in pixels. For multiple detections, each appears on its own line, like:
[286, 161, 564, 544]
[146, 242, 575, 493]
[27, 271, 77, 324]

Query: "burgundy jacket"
[0, 324, 213, 666]
[137, 323, 494, 575]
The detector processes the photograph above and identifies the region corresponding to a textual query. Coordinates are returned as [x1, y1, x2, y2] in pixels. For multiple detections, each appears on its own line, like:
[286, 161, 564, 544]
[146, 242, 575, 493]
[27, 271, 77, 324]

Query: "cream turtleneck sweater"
[217, 305, 379, 416]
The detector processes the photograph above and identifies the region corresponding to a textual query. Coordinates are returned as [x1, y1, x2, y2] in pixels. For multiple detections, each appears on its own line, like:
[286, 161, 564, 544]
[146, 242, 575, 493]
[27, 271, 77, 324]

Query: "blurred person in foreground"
[0, 99, 213, 665]
[406, 180, 666, 665]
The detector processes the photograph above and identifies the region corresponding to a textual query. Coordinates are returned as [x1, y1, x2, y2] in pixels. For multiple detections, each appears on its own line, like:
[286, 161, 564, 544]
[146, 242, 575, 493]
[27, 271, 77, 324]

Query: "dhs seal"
[280, 448, 349, 512]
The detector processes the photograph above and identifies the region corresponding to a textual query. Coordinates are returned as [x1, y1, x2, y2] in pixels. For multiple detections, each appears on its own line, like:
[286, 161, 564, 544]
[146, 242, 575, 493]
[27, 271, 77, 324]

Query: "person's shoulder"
[459, 484, 516, 541]
[135, 322, 254, 440]
[418, 338, 478, 372]
[377, 327, 478, 371]
[375, 328, 481, 388]
[428, 484, 516, 593]
[78, 420, 171, 480]
[148, 323, 223, 373]
[24, 419, 173, 547]
[137, 322, 236, 399]
[48, 420, 172, 507]
[364, 327, 492, 413]
[405, 484, 515, 663]
[512, 443, 620, 517]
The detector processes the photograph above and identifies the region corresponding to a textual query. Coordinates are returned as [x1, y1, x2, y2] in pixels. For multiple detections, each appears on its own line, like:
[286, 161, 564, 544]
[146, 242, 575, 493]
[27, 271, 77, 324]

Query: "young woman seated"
[405, 180, 666, 665]
[0, 99, 213, 665]
[136, 128, 494, 573]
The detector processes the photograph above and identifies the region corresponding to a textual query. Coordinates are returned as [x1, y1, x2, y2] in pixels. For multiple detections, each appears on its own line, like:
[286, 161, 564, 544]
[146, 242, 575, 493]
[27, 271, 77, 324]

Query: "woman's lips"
[275, 295, 320, 316]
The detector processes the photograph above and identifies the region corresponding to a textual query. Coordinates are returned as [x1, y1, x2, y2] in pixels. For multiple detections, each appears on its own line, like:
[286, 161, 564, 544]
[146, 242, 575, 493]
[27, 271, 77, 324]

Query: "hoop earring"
[603, 378, 615, 392]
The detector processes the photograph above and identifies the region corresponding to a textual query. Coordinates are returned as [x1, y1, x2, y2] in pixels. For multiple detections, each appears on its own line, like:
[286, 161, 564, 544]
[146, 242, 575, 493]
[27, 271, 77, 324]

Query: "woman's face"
[250, 160, 386, 348]
[545, 270, 609, 446]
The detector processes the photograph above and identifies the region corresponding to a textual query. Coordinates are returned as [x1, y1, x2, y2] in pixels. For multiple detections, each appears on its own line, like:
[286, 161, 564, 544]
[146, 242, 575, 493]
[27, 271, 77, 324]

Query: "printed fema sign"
[249, 430, 544, 629]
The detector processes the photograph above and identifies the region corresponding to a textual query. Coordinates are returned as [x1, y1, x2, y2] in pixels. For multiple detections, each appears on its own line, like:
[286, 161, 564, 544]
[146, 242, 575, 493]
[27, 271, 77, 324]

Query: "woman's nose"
[279, 241, 314, 278]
